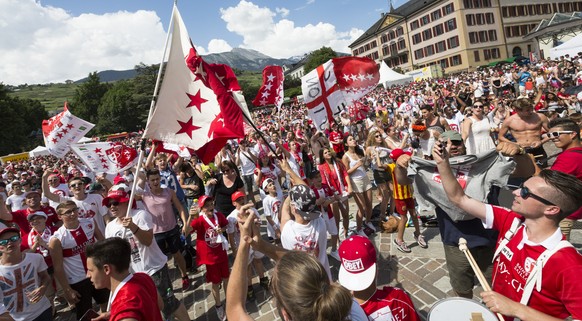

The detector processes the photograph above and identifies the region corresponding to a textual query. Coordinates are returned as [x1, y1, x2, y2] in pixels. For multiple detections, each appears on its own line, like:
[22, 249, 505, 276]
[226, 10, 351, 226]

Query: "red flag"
[301, 57, 379, 130]
[142, 5, 250, 164]
[71, 142, 137, 174]
[252, 65, 284, 108]
[348, 101, 370, 122]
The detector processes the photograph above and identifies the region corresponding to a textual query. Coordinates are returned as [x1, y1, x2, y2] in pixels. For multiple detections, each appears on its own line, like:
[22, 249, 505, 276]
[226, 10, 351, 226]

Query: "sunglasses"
[0, 235, 21, 246]
[519, 183, 556, 206]
[375, 134, 382, 138]
[60, 207, 78, 217]
[69, 183, 83, 188]
[106, 200, 120, 208]
[541, 131, 574, 140]
[473, 104, 484, 108]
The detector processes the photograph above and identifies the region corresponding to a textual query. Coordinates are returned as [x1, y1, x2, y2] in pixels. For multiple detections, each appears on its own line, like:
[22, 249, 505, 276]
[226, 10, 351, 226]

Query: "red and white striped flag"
[142, 5, 250, 164]
[252, 65, 284, 109]
[41, 102, 95, 158]
[71, 142, 138, 174]
[301, 57, 379, 130]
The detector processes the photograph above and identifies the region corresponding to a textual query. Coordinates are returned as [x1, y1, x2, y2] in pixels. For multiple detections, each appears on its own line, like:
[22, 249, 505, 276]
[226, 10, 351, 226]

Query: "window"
[414, 49, 425, 60]
[469, 32, 478, 44]
[450, 54, 462, 66]
[396, 27, 404, 36]
[435, 40, 447, 53]
[421, 15, 430, 26]
[371, 40, 377, 48]
[443, 3, 454, 15]
[440, 58, 449, 68]
[447, 36, 459, 49]
[372, 52, 379, 60]
[491, 48, 500, 59]
[425, 45, 435, 56]
[412, 33, 422, 44]
[431, 9, 442, 21]
[478, 31, 488, 42]
[486, 13, 494, 24]
[422, 29, 433, 41]
[382, 46, 389, 56]
[488, 30, 497, 41]
[516, 5, 525, 16]
[433, 24, 444, 36]
[445, 18, 457, 32]
[389, 31, 396, 40]
[476, 14, 484, 25]
[398, 39, 406, 50]
[466, 14, 475, 26]
[353, 50, 358, 56]
[410, 20, 419, 30]
[390, 43, 397, 53]
[474, 50, 480, 62]
[381, 34, 388, 44]
[484, 49, 491, 60]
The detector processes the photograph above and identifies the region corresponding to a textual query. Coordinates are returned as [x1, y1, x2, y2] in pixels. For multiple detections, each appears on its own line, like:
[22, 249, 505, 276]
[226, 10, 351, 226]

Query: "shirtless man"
[498, 98, 550, 167]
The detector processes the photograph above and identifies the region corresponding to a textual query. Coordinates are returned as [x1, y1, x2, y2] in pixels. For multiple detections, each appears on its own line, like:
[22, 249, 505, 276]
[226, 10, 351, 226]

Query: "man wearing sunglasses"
[546, 118, 582, 240]
[42, 170, 110, 236]
[434, 142, 582, 321]
[102, 190, 191, 321]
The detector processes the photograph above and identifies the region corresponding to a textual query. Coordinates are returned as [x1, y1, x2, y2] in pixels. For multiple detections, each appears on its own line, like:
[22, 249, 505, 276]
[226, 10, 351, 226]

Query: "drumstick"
[459, 237, 505, 321]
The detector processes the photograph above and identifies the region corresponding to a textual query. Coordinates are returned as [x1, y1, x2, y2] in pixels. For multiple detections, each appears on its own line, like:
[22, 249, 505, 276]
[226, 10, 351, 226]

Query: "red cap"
[102, 189, 130, 206]
[231, 191, 246, 202]
[338, 235, 377, 291]
[389, 148, 412, 162]
[113, 175, 127, 186]
[198, 195, 213, 208]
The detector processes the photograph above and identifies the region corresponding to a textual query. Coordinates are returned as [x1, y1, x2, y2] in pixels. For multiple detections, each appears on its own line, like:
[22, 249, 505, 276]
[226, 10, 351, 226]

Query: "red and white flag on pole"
[252, 65, 284, 109]
[142, 5, 250, 164]
[301, 57, 379, 130]
[41, 102, 95, 158]
[71, 142, 138, 174]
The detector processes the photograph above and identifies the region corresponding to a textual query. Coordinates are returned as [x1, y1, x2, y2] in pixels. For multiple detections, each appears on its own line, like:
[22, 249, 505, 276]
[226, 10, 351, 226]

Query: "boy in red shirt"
[186, 195, 229, 321]
[338, 235, 421, 321]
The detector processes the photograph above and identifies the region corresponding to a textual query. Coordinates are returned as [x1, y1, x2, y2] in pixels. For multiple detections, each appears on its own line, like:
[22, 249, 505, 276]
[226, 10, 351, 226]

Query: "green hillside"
[8, 83, 78, 112]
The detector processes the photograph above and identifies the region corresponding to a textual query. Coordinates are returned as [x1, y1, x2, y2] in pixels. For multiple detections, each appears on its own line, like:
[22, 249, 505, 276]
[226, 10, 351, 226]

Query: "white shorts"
[324, 214, 338, 236]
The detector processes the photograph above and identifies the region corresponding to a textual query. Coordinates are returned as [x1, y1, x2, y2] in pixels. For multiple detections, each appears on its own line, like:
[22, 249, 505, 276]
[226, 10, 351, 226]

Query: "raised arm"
[41, 170, 61, 203]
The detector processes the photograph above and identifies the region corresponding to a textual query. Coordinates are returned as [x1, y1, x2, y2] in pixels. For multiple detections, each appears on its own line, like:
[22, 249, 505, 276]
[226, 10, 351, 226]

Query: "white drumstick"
[458, 237, 504, 321]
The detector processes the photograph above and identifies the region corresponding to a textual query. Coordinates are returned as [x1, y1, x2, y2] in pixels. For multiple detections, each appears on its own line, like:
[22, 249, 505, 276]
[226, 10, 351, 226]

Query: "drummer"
[433, 140, 582, 320]
[338, 235, 421, 321]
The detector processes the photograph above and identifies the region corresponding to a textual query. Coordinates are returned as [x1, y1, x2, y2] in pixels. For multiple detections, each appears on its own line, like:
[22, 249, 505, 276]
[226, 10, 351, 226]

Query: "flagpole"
[123, 3, 177, 226]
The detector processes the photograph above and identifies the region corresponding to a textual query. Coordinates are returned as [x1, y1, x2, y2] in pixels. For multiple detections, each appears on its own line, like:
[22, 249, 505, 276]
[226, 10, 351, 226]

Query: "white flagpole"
[123, 2, 177, 227]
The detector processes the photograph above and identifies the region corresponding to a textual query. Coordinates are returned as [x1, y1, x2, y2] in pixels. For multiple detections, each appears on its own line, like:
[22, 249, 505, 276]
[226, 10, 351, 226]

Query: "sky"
[0, 0, 410, 85]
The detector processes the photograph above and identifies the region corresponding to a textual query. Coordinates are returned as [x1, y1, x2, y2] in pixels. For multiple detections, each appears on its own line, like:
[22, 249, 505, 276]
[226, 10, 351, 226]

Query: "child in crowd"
[338, 235, 421, 321]
[260, 178, 281, 242]
[308, 170, 341, 261]
[226, 191, 268, 301]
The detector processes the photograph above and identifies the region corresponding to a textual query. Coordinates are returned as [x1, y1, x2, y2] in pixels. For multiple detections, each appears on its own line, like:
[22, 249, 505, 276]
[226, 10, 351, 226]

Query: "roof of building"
[525, 12, 582, 40]
[349, 0, 440, 48]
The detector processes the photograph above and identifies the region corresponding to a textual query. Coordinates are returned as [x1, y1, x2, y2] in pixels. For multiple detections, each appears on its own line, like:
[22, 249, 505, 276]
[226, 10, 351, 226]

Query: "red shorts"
[205, 260, 230, 284]
[394, 198, 415, 215]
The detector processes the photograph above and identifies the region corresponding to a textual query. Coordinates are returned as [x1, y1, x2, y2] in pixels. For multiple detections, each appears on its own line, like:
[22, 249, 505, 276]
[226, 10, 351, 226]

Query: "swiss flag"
[70, 142, 137, 174]
[142, 5, 250, 164]
[42, 102, 95, 158]
[252, 65, 284, 109]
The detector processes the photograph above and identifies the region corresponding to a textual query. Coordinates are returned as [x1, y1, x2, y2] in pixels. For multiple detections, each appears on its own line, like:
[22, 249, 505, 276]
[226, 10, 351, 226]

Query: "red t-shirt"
[360, 286, 421, 321]
[190, 212, 229, 265]
[490, 206, 582, 320]
[551, 147, 582, 219]
[329, 131, 344, 154]
[11, 206, 58, 235]
[110, 273, 163, 321]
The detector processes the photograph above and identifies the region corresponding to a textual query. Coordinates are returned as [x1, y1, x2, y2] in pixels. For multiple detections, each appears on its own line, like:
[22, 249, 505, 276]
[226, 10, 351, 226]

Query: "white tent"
[378, 61, 413, 89]
[28, 146, 50, 158]
[550, 33, 582, 59]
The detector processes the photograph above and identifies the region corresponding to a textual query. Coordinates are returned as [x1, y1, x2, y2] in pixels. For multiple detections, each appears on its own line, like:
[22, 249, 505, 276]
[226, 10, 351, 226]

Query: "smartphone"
[79, 309, 100, 321]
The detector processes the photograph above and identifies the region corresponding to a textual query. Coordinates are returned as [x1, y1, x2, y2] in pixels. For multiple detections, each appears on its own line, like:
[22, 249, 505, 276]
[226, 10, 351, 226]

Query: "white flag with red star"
[301, 57, 379, 130]
[41, 102, 95, 158]
[142, 5, 248, 164]
[71, 142, 138, 174]
[252, 65, 284, 109]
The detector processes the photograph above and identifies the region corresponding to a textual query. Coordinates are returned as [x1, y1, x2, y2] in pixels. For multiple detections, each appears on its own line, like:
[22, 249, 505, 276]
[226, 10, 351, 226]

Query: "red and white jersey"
[46, 184, 69, 209]
[360, 286, 421, 321]
[262, 194, 281, 239]
[60, 194, 108, 235]
[11, 206, 58, 236]
[486, 205, 582, 320]
[189, 212, 229, 265]
[0, 253, 51, 321]
[52, 218, 97, 284]
[109, 273, 163, 321]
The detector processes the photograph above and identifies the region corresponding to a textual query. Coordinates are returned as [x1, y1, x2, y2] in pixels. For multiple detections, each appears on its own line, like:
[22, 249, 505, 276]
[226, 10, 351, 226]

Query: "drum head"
[428, 297, 497, 321]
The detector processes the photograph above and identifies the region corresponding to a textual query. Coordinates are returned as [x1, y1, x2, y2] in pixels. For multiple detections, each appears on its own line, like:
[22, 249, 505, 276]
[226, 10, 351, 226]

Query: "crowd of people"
[0, 54, 581, 321]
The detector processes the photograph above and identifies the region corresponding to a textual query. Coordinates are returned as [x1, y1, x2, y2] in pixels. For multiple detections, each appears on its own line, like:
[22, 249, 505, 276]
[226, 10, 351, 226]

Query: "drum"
[428, 297, 497, 321]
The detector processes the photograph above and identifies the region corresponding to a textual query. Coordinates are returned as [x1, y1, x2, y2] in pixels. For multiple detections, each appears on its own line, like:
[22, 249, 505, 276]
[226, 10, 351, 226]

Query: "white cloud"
[207, 39, 233, 53]
[220, 1, 363, 58]
[0, 0, 166, 85]
[275, 7, 290, 18]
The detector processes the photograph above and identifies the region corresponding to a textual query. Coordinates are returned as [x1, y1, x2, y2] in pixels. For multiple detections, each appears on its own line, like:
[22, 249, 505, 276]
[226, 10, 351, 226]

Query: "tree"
[69, 72, 110, 124]
[131, 63, 161, 127]
[303, 47, 337, 74]
[96, 80, 140, 134]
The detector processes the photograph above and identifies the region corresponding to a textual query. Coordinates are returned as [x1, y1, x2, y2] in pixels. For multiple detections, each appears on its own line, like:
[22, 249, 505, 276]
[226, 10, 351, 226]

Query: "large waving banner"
[42, 103, 95, 158]
[71, 142, 138, 174]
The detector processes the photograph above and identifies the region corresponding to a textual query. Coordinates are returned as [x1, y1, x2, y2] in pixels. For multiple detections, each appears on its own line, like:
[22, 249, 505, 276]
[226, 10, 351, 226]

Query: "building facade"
[350, 0, 582, 73]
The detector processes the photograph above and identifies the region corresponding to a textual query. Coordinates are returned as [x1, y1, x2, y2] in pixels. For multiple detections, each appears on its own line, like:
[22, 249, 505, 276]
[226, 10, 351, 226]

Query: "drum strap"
[492, 218, 522, 263]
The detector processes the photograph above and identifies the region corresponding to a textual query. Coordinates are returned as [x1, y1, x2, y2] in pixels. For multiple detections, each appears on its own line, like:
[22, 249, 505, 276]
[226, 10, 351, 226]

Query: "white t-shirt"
[46, 184, 70, 209]
[238, 150, 257, 176]
[5, 193, 26, 211]
[262, 194, 281, 238]
[105, 209, 167, 276]
[51, 218, 97, 284]
[0, 253, 51, 321]
[281, 217, 331, 279]
[60, 194, 108, 235]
